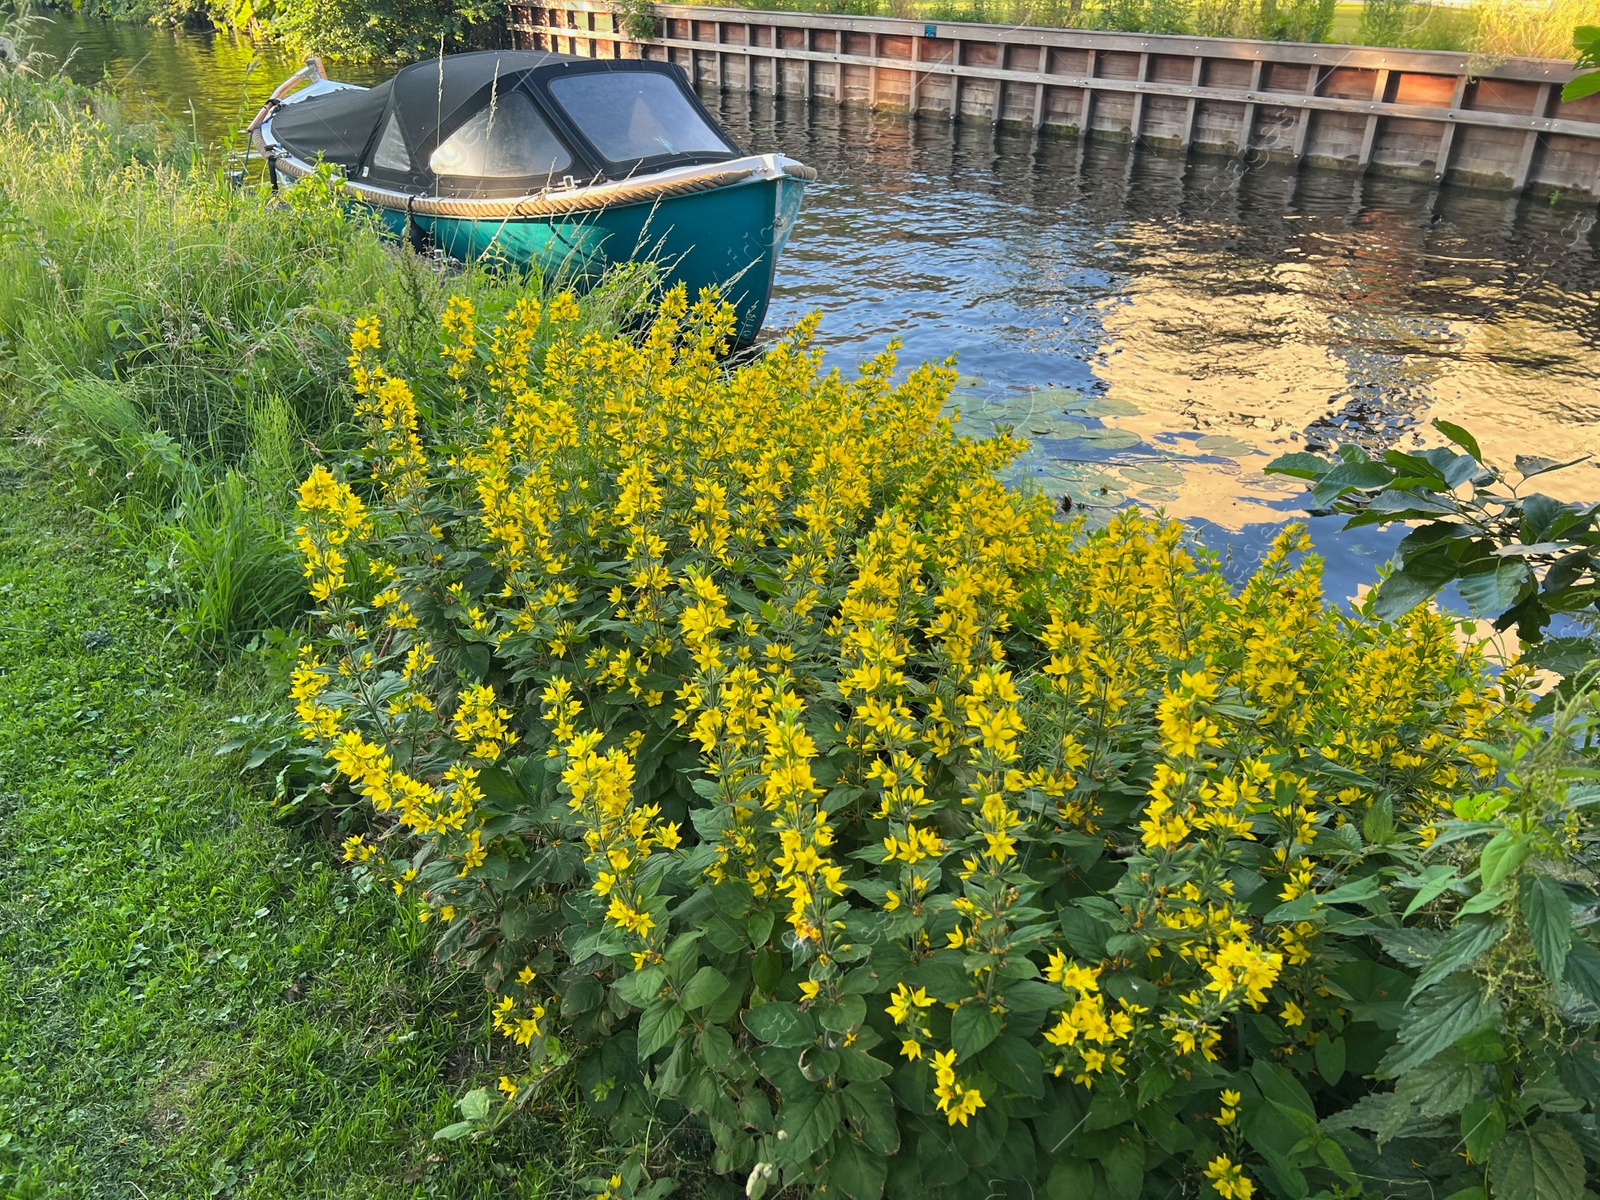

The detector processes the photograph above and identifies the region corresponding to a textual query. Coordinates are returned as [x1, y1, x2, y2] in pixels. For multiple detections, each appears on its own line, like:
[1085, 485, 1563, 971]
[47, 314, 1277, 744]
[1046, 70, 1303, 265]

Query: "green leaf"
[637, 1000, 683, 1059]
[1520, 876, 1572, 983]
[950, 1002, 1003, 1060]
[1372, 551, 1461, 621]
[698, 1023, 735, 1070]
[841, 1078, 900, 1155]
[1047, 1159, 1098, 1200]
[433, 1119, 478, 1141]
[1413, 917, 1505, 992]
[744, 1000, 817, 1048]
[1516, 455, 1589, 480]
[905, 953, 970, 1002]
[1136, 1062, 1172, 1107]
[837, 1046, 892, 1082]
[1564, 71, 1600, 103]
[779, 1086, 841, 1161]
[680, 965, 730, 1011]
[1556, 1046, 1600, 1103]
[1523, 637, 1600, 678]
[1099, 1136, 1144, 1200]
[746, 908, 776, 947]
[1378, 976, 1500, 1078]
[1265, 451, 1332, 481]
[458, 1086, 493, 1121]
[1251, 1060, 1315, 1119]
[1491, 1123, 1586, 1200]
[981, 1035, 1046, 1099]
[1480, 832, 1532, 890]
[1314, 1035, 1346, 1085]
[1565, 940, 1600, 1007]
[753, 947, 782, 994]
[1456, 560, 1531, 619]
[1312, 460, 1395, 505]
[827, 1132, 888, 1200]
[1460, 884, 1512, 915]
[1058, 905, 1111, 957]
[1433, 419, 1482, 462]
[1403, 865, 1460, 918]
[817, 994, 867, 1034]
[1574, 25, 1600, 64]
[1461, 1098, 1505, 1164]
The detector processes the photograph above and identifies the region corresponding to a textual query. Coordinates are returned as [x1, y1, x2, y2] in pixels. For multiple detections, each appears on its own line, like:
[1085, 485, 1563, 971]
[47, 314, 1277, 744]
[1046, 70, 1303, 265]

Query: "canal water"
[30, 15, 1600, 602]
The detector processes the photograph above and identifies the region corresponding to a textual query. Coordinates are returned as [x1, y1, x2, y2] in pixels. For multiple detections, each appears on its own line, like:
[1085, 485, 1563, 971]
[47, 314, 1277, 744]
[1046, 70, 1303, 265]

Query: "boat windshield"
[430, 91, 572, 179]
[548, 72, 729, 166]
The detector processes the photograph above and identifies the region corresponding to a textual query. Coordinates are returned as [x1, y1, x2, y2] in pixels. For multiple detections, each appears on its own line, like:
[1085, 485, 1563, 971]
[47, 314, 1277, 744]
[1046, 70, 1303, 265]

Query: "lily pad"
[1026, 418, 1088, 439]
[1079, 429, 1142, 451]
[1194, 434, 1256, 458]
[1062, 481, 1127, 507]
[952, 374, 987, 389]
[1071, 396, 1144, 418]
[1120, 462, 1184, 486]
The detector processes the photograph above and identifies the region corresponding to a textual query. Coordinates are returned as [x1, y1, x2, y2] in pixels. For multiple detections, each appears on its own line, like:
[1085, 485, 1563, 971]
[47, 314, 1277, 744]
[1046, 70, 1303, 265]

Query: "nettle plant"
[283, 290, 1599, 1200]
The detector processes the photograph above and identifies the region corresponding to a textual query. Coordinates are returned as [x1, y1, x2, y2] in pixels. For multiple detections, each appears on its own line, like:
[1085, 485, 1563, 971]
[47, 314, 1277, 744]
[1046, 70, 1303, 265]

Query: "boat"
[249, 50, 814, 346]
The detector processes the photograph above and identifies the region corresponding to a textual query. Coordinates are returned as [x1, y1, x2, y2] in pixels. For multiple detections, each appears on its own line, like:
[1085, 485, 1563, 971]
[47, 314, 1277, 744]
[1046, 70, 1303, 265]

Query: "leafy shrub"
[259, 0, 505, 62]
[283, 290, 1600, 1200]
[1266, 422, 1600, 669]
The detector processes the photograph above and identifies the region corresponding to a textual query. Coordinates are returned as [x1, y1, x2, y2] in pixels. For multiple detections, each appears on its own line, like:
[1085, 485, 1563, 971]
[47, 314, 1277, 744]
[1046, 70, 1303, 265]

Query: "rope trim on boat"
[250, 129, 811, 218]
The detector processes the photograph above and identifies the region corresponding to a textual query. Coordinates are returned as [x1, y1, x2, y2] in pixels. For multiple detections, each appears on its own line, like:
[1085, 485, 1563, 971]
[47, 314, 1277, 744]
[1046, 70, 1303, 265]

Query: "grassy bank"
[0, 468, 606, 1198]
[0, 61, 636, 1200]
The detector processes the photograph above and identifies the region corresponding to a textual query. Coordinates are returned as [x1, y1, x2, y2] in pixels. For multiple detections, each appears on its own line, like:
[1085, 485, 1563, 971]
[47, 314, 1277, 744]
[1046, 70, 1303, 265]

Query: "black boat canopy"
[267, 51, 742, 199]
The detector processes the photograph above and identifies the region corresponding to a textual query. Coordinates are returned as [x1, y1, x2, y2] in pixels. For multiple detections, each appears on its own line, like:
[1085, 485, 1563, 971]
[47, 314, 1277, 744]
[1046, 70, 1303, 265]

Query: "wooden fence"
[510, 0, 1600, 197]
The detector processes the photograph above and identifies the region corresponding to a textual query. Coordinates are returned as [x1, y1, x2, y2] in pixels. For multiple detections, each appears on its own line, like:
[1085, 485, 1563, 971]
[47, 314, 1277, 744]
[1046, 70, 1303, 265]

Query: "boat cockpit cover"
[268, 80, 392, 174]
[268, 51, 742, 199]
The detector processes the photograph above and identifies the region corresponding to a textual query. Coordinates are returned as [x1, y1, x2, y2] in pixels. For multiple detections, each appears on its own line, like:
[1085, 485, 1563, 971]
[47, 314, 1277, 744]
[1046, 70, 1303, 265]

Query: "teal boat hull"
[367, 173, 806, 346]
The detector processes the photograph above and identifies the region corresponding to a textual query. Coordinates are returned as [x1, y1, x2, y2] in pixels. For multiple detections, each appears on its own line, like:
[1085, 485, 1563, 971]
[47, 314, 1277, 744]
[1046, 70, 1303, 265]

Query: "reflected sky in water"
[716, 93, 1600, 595]
[35, 15, 1600, 600]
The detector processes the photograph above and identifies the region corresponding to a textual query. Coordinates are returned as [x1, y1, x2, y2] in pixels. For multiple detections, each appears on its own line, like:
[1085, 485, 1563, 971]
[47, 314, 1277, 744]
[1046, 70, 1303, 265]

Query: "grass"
[689, 0, 1582, 55]
[0, 460, 617, 1197]
[0, 44, 669, 1200]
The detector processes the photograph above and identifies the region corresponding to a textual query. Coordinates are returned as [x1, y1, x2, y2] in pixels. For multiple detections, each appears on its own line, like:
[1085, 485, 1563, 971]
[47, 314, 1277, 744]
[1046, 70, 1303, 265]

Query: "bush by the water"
[283, 291, 1600, 1200]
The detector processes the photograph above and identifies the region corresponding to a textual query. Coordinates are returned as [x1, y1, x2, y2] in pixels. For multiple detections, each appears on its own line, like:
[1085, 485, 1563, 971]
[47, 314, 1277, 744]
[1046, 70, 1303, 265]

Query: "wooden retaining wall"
[510, 0, 1600, 197]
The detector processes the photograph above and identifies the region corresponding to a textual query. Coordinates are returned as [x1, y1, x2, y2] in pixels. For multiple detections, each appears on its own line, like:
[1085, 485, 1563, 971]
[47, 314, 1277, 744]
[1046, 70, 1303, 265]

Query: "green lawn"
[0, 464, 600, 1198]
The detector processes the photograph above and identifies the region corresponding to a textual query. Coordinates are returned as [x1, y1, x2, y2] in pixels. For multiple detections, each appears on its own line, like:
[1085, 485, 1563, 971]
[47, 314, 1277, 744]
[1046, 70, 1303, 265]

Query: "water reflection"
[28, 14, 385, 146]
[32, 16, 1600, 596]
[715, 93, 1600, 591]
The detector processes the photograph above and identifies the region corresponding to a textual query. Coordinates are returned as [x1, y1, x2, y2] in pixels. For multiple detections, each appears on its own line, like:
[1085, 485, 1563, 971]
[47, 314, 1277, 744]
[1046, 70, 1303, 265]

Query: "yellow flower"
[1215, 1088, 1240, 1125]
[1204, 1155, 1255, 1200]
[885, 984, 933, 1024]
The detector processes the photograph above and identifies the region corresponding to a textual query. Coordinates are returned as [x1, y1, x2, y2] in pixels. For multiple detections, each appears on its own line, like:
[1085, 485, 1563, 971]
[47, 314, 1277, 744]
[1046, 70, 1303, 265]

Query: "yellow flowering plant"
[278, 287, 1600, 1200]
